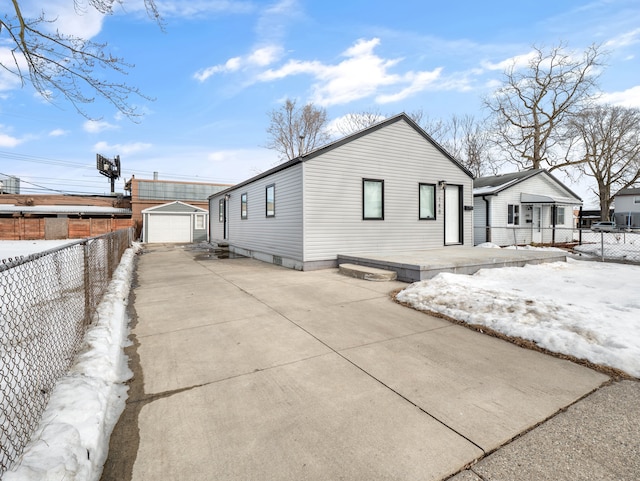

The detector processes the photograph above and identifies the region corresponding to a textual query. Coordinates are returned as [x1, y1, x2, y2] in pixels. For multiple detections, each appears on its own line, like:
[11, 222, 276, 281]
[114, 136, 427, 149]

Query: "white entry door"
[532, 207, 542, 243]
[444, 185, 461, 245]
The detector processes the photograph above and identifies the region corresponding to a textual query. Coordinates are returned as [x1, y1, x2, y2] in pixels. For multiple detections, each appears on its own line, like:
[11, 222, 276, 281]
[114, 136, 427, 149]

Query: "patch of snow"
[397, 258, 640, 378]
[3, 244, 141, 481]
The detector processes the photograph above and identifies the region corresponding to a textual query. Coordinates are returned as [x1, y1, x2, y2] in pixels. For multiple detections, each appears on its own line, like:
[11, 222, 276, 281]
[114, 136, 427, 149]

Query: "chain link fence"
[574, 229, 640, 263]
[474, 226, 640, 264]
[0, 228, 134, 477]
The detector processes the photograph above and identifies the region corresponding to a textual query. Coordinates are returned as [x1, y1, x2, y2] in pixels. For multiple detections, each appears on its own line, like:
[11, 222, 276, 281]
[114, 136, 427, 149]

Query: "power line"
[0, 171, 72, 194]
[1, 150, 237, 184]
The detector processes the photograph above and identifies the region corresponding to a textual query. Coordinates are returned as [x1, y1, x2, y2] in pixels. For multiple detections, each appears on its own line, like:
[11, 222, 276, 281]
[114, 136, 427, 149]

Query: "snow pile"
[397, 258, 640, 378]
[3, 244, 140, 481]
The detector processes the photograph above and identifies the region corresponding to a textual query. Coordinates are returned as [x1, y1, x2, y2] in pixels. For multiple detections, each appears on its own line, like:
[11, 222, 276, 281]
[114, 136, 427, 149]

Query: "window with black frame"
[508, 204, 520, 225]
[419, 183, 436, 220]
[241, 193, 248, 219]
[363, 179, 384, 220]
[266, 184, 275, 217]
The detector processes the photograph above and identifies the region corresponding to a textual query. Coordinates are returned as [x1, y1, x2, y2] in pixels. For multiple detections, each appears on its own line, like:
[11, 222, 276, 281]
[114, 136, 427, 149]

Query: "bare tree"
[332, 108, 431, 137]
[484, 43, 605, 171]
[567, 104, 640, 220]
[421, 114, 494, 177]
[265, 99, 331, 161]
[332, 109, 385, 136]
[1, 0, 162, 119]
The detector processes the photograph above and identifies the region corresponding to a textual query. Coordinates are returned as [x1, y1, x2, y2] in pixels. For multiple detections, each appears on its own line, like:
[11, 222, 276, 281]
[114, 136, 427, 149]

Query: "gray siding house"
[142, 201, 208, 243]
[614, 187, 640, 229]
[473, 169, 582, 246]
[209, 113, 474, 270]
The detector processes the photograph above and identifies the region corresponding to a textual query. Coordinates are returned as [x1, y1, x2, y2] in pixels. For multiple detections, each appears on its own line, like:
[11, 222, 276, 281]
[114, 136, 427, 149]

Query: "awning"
[520, 193, 581, 205]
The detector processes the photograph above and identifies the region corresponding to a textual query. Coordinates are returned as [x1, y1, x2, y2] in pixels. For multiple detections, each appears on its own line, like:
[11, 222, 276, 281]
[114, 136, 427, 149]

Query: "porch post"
[551, 204, 557, 245]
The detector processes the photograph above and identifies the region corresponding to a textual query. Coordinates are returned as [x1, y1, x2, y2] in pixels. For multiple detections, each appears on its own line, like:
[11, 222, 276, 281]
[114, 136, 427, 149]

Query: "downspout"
[482, 195, 491, 243]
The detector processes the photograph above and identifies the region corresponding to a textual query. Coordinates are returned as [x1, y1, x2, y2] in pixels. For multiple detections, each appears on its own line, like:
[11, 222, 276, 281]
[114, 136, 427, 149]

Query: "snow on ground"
[3, 243, 141, 481]
[397, 256, 640, 378]
[0, 240, 82, 261]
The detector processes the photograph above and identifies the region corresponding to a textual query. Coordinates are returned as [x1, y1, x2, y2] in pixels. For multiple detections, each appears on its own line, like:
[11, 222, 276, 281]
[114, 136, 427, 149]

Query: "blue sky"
[1, 0, 639, 205]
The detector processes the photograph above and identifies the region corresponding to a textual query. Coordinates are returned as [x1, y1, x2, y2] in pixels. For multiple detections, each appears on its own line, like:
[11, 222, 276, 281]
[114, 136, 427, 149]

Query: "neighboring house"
[142, 201, 208, 243]
[209, 113, 474, 271]
[613, 187, 640, 229]
[473, 169, 582, 246]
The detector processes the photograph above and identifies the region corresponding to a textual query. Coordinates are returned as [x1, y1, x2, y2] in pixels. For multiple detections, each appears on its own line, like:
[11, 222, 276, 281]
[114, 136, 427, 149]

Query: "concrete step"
[338, 263, 398, 282]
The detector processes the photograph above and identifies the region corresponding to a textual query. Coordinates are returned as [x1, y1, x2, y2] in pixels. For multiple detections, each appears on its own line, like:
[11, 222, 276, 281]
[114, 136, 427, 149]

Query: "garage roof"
[0, 204, 132, 215]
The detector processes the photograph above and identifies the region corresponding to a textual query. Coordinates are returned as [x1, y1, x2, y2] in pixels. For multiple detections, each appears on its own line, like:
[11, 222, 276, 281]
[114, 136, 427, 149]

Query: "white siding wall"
[615, 195, 640, 213]
[210, 165, 304, 263]
[303, 121, 473, 261]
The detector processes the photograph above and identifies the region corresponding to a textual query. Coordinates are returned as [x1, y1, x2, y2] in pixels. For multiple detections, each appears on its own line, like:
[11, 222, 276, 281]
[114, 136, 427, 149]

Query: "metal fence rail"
[474, 226, 640, 264]
[0, 228, 133, 477]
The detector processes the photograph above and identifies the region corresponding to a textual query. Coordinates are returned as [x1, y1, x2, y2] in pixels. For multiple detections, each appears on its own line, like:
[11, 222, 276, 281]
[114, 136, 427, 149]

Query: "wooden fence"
[0, 218, 134, 240]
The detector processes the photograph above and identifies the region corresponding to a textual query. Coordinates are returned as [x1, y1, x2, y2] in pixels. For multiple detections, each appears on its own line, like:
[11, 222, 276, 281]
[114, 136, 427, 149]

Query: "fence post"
[600, 232, 605, 262]
[83, 240, 92, 326]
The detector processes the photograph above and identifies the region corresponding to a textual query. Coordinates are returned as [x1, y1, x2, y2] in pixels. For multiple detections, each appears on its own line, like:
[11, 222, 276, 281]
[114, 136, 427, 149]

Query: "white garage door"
[148, 214, 191, 243]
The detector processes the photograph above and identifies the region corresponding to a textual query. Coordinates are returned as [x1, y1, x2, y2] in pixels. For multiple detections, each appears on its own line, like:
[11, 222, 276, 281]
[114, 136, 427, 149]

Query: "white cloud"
[481, 51, 538, 72]
[141, 0, 255, 18]
[247, 45, 283, 67]
[49, 129, 69, 137]
[604, 28, 640, 49]
[194, 44, 283, 82]
[599, 85, 640, 108]
[257, 37, 443, 107]
[83, 120, 118, 133]
[0, 47, 25, 91]
[376, 68, 443, 103]
[93, 141, 152, 155]
[22, 0, 106, 39]
[0, 132, 22, 148]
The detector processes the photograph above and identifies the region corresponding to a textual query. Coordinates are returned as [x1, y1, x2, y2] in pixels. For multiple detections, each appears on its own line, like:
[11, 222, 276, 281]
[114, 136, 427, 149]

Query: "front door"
[444, 185, 462, 245]
[532, 206, 541, 243]
[223, 199, 228, 240]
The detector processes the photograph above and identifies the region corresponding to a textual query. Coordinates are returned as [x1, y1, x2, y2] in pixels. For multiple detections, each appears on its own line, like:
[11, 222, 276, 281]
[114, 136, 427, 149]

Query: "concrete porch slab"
[338, 246, 567, 282]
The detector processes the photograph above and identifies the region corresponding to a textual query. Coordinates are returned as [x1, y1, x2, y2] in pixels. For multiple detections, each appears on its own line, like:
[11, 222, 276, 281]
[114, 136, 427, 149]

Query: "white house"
[473, 169, 582, 246]
[142, 201, 208, 243]
[209, 113, 474, 270]
[614, 187, 640, 229]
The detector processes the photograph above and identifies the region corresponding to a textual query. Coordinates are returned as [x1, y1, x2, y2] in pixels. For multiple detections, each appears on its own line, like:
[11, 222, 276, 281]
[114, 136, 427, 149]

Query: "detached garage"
[142, 201, 208, 243]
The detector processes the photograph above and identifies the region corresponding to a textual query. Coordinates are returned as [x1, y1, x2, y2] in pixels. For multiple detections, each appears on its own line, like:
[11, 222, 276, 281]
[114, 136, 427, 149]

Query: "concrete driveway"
[102, 243, 611, 481]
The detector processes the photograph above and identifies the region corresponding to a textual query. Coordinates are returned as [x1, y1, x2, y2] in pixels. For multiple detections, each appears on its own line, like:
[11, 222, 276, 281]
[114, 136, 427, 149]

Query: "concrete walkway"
[101, 244, 637, 481]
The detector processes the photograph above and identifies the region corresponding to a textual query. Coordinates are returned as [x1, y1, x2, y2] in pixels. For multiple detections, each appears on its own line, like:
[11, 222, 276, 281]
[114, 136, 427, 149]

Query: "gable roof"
[615, 187, 640, 196]
[473, 169, 582, 202]
[209, 113, 473, 199]
[141, 201, 208, 214]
